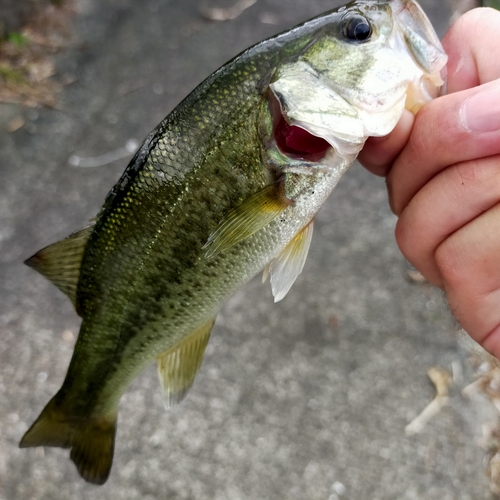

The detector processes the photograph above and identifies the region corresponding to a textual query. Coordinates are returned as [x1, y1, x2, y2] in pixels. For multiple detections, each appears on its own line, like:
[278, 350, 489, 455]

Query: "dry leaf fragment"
[7, 116, 25, 132]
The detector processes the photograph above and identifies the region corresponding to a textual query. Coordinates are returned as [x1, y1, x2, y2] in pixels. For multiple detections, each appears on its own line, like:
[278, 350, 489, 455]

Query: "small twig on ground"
[199, 0, 258, 21]
[405, 367, 452, 435]
[462, 354, 500, 496]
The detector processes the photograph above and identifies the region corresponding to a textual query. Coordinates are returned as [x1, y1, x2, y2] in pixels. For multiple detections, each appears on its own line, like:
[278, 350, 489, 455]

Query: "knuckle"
[454, 156, 500, 206]
[410, 104, 435, 151]
[394, 214, 415, 262]
[434, 236, 466, 289]
[408, 101, 449, 162]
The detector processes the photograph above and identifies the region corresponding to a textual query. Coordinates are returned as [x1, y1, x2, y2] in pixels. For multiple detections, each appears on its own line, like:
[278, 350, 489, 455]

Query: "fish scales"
[20, 0, 448, 484]
[64, 26, 333, 414]
[69, 67, 283, 411]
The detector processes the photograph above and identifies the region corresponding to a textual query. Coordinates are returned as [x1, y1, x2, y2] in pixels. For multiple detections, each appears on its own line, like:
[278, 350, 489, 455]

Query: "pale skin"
[358, 8, 500, 359]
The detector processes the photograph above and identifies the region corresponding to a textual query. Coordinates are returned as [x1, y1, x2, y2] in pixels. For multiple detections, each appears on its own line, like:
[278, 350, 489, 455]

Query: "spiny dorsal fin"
[157, 317, 216, 407]
[25, 224, 94, 309]
[19, 395, 117, 485]
[268, 220, 314, 302]
[203, 184, 289, 259]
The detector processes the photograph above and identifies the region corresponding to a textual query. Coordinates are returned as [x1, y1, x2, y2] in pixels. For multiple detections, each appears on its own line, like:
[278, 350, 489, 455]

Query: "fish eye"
[342, 15, 372, 43]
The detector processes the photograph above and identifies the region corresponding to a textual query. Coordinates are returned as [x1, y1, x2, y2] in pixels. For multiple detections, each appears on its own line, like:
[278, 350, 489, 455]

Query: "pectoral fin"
[262, 264, 270, 284]
[203, 184, 288, 259]
[24, 225, 94, 310]
[269, 220, 314, 302]
[157, 317, 216, 407]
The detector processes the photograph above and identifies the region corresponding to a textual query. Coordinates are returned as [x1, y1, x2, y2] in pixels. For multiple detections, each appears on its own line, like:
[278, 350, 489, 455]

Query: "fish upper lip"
[391, 0, 447, 77]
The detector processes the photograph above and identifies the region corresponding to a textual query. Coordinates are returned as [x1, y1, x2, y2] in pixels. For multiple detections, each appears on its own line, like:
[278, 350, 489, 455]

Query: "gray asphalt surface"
[0, 0, 495, 498]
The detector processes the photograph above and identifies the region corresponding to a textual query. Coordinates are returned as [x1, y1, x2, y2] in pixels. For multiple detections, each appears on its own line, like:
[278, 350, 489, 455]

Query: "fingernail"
[461, 83, 500, 133]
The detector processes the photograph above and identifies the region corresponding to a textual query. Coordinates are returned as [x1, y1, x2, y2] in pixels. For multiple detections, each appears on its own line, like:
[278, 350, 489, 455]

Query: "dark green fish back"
[61, 31, 317, 410]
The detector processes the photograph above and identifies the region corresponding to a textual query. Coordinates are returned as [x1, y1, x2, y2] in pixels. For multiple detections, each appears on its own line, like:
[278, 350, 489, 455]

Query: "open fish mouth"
[269, 91, 332, 163]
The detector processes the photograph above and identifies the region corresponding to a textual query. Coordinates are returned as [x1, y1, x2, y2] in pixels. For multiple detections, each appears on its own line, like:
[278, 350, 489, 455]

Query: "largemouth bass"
[20, 0, 447, 484]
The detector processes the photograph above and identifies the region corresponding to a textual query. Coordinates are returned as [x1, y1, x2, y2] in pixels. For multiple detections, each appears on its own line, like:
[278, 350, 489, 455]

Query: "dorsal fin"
[25, 224, 94, 309]
[157, 317, 216, 407]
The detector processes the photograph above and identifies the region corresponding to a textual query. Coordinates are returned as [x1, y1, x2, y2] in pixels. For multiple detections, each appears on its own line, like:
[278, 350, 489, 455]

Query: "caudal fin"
[19, 396, 117, 485]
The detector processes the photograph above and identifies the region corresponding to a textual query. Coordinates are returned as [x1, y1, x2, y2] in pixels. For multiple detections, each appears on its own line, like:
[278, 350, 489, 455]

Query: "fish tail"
[19, 396, 117, 485]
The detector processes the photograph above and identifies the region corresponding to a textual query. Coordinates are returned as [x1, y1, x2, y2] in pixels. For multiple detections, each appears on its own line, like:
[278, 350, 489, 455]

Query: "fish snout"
[393, 0, 447, 78]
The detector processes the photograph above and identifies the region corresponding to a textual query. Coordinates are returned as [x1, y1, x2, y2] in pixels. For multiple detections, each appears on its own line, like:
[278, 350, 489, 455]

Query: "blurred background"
[1, 0, 499, 498]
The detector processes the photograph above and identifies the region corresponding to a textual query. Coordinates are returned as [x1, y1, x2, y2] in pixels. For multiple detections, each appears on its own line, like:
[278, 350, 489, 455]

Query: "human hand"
[358, 8, 500, 358]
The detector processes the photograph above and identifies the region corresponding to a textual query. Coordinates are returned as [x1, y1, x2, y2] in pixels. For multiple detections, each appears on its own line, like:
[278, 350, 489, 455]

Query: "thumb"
[357, 109, 414, 177]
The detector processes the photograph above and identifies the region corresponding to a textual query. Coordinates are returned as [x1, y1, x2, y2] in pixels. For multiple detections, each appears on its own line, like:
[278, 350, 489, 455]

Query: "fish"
[19, 0, 447, 485]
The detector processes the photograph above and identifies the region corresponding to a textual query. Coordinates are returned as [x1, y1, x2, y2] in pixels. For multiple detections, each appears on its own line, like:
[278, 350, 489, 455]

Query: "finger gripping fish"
[20, 0, 446, 484]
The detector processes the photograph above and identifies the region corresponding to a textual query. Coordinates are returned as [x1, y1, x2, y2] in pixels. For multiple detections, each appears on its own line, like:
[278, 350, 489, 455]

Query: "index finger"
[388, 8, 500, 215]
[444, 8, 500, 92]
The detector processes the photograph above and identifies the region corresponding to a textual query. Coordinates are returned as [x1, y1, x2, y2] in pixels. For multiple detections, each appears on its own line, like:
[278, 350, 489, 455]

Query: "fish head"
[266, 0, 447, 161]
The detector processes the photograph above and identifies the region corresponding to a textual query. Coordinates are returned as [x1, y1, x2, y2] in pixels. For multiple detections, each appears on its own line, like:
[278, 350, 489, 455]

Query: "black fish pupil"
[343, 16, 372, 42]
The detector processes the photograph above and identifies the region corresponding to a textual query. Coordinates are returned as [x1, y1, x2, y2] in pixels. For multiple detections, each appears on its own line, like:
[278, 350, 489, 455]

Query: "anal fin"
[25, 224, 94, 310]
[269, 220, 314, 302]
[203, 184, 289, 259]
[157, 317, 216, 407]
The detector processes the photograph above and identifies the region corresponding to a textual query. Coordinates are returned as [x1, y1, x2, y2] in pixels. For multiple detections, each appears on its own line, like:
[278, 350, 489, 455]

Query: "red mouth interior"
[275, 115, 330, 160]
